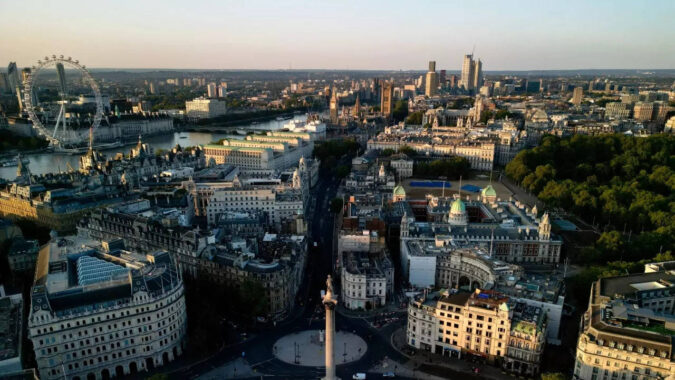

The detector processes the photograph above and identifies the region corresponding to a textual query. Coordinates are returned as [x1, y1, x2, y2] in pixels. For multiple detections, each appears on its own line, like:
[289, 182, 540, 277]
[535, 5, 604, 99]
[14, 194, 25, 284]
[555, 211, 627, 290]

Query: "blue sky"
[2, 0, 673, 70]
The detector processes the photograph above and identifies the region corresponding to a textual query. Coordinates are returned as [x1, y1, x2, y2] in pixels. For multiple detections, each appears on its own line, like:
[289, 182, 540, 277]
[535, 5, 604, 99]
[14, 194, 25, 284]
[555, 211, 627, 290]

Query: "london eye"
[22, 55, 103, 151]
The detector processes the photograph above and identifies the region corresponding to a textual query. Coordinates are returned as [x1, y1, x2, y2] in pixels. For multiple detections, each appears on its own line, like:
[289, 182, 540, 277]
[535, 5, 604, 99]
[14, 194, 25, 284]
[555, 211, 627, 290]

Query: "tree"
[392, 100, 408, 122]
[405, 110, 424, 125]
[479, 110, 494, 123]
[494, 109, 515, 119]
[594, 98, 616, 108]
[379, 149, 395, 157]
[336, 165, 350, 178]
[398, 146, 417, 157]
[330, 198, 344, 213]
[596, 231, 624, 256]
[413, 157, 471, 180]
[505, 134, 675, 264]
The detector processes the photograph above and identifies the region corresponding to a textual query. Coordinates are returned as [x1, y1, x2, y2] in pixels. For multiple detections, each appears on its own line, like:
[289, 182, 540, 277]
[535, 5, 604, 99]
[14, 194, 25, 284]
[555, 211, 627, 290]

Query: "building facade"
[7, 238, 39, 272]
[573, 269, 675, 380]
[341, 250, 394, 310]
[407, 289, 547, 376]
[185, 97, 227, 119]
[28, 240, 187, 380]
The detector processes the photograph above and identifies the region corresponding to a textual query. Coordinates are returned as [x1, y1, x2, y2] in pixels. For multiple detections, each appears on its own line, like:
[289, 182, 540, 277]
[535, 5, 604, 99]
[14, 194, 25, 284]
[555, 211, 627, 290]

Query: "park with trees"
[505, 133, 674, 305]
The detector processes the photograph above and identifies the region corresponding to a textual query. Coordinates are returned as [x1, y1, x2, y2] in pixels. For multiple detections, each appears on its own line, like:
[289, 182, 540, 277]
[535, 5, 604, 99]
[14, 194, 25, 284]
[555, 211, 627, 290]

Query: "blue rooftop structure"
[461, 184, 482, 193]
[76, 255, 129, 286]
[410, 181, 452, 188]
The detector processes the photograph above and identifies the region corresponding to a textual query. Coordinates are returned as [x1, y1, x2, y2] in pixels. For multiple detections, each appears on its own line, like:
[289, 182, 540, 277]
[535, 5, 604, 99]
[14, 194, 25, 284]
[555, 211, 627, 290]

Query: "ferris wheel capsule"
[67, 57, 72, 61]
[44, 56, 49, 61]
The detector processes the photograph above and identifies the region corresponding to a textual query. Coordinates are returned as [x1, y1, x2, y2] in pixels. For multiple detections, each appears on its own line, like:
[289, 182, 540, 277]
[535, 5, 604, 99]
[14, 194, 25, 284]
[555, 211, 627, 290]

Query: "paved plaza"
[273, 329, 367, 366]
[196, 358, 254, 379]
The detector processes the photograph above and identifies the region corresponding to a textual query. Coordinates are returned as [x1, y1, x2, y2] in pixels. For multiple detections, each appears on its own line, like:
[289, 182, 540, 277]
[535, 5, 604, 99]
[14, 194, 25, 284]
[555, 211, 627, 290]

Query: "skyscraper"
[7, 62, 20, 95]
[460, 54, 483, 93]
[380, 82, 393, 117]
[471, 59, 483, 90]
[440, 70, 447, 87]
[207, 82, 217, 98]
[0, 73, 9, 94]
[571, 86, 583, 105]
[425, 61, 439, 97]
[460, 54, 474, 91]
[449, 74, 458, 88]
[55, 63, 67, 95]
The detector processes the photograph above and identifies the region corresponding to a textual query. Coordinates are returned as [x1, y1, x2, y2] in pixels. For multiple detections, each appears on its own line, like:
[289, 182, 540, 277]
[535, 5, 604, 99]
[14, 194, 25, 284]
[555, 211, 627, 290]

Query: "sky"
[1, 0, 674, 71]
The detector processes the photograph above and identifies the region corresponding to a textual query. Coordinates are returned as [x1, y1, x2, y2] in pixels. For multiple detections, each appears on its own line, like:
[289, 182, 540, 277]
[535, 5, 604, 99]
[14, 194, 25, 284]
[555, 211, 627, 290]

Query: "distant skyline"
[2, 0, 674, 71]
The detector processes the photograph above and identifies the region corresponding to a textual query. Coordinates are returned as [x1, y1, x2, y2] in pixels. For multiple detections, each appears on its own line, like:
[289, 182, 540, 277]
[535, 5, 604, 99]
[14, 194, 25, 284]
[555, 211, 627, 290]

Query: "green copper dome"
[393, 185, 406, 196]
[450, 198, 466, 214]
[481, 184, 497, 197]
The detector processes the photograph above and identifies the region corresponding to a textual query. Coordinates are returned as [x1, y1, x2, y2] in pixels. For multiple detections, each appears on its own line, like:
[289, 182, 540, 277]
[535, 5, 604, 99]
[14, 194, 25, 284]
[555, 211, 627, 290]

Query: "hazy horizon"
[2, 0, 674, 71]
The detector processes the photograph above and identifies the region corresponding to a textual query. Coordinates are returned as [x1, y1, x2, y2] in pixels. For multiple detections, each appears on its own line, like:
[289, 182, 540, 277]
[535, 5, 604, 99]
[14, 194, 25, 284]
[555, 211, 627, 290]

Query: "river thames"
[0, 114, 308, 179]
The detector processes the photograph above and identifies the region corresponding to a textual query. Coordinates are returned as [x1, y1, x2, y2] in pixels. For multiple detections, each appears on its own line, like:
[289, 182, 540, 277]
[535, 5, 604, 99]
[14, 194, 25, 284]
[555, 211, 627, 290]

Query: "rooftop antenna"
[471, 44, 476, 57]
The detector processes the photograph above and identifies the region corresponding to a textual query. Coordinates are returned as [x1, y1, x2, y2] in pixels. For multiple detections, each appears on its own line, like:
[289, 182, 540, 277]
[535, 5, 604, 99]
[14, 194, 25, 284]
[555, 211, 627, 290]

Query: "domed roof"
[393, 185, 406, 196]
[481, 184, 497, 197]
[450, 198, 466, 214]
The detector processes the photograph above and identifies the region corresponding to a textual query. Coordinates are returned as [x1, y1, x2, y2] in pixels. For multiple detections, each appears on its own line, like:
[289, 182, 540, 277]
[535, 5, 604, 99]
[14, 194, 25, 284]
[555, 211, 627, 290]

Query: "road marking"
[251, 358, 275, 368]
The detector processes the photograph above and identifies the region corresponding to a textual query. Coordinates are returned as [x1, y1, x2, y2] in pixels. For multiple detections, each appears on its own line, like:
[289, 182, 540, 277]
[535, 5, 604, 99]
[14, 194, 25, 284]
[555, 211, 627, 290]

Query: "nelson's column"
[323, 275, 338, 380]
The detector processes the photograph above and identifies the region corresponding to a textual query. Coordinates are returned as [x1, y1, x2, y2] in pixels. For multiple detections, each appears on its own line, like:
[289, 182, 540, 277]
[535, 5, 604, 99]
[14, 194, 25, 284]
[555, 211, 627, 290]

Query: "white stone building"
[185, 97, 227, 119]
[390, 155, 414, 178]
[340, 250, 394, 310]
[28, 239, 187, 380]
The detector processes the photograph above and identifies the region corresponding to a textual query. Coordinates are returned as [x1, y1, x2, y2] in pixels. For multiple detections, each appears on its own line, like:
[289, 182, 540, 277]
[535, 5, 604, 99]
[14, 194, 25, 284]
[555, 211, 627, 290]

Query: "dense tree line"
[146, 88, 203, 111]
[414, 157, 471, 180]
[0, 130, 49, 152]
[312, 138, 360, 170]
[505, 134, 674, 264]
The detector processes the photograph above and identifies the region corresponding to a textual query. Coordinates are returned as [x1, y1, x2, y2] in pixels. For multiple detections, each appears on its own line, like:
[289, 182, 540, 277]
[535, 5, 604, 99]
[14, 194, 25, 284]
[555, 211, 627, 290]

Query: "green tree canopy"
[392, 100, 409, 122]
[405, 110, 424, 125]
[505, 134, 675, 264]
[330, 198, 344, 213]
[414, 157, 471, 180]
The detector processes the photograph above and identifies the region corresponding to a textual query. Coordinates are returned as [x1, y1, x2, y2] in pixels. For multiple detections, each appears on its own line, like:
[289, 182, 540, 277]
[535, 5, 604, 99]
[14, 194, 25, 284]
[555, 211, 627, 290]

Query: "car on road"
[383, 372, 396, 377]
[352, 373, 366, 379]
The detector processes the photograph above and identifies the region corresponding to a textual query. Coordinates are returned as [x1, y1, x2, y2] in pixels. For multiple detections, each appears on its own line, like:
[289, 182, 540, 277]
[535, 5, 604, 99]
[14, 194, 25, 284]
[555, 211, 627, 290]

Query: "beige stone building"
[407, 289, 547, 376]
[574, 269, 675, 380]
